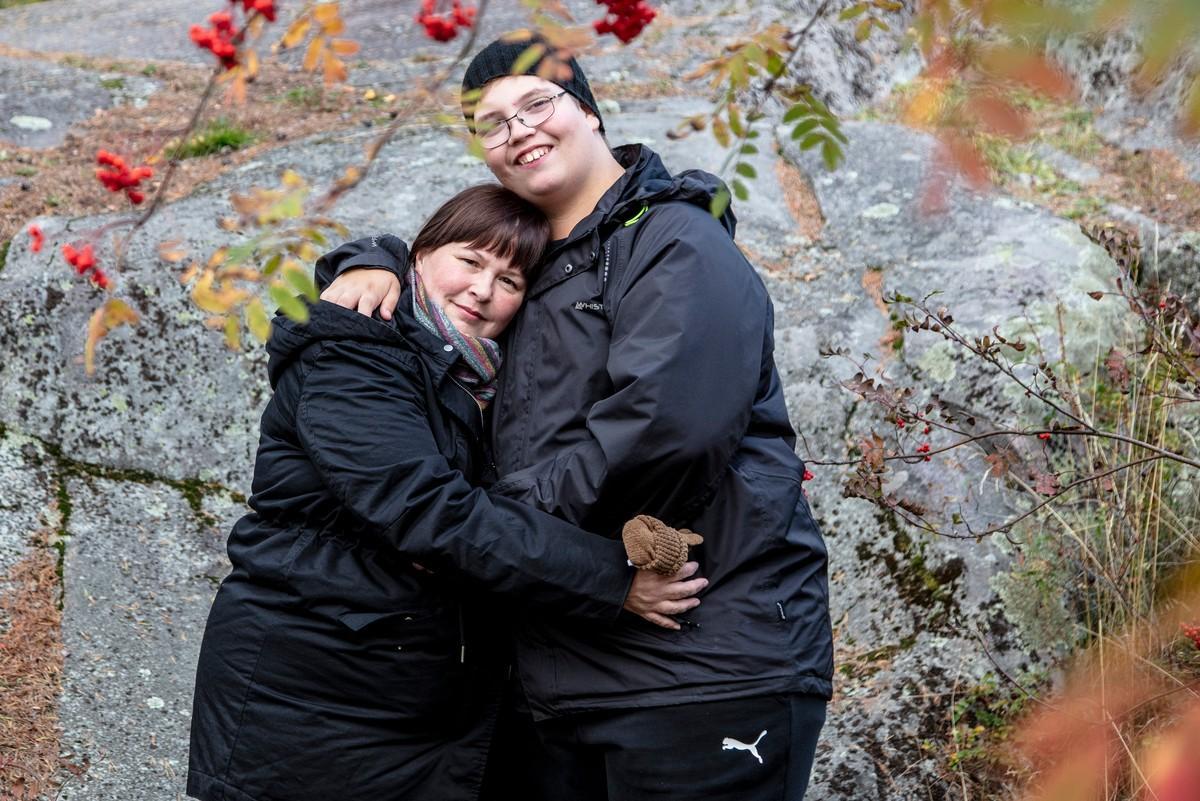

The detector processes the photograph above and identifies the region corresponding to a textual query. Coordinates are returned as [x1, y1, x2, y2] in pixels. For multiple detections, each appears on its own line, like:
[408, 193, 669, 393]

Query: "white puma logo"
[721, 729, 767, 764]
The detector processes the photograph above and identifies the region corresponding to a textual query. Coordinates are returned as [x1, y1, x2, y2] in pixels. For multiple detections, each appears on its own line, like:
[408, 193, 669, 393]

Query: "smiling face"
[413, 242, 526, 339]
[474, 75, 606, 210]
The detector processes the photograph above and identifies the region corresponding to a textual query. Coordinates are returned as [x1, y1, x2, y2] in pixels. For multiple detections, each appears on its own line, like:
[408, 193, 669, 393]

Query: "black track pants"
[482, 693, 826, 801]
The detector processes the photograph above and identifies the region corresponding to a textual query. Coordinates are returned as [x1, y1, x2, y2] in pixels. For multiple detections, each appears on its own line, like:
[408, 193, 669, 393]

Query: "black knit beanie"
[461, 37, 604, 134]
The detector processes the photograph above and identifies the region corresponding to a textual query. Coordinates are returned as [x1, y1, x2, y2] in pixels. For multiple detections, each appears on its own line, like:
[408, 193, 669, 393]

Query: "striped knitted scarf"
[408, 267, 502, 406]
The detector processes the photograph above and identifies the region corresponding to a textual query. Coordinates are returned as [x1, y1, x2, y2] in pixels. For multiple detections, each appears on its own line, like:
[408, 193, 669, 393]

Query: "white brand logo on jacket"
[721, 729, 767, 764]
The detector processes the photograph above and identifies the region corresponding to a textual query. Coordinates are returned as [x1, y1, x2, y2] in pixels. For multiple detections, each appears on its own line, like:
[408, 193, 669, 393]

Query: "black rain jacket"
[187, 268, 634, 801]
[319, 145, 834, 720]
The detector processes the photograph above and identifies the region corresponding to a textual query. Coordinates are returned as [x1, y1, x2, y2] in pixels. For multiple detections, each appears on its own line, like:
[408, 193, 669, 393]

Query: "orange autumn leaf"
[967, 93, 1030, 138]
[941, 131, 990, 188]
[157, 239, 188, 263]
[85, 299, 140, 375]
[303, 37, 325, 71]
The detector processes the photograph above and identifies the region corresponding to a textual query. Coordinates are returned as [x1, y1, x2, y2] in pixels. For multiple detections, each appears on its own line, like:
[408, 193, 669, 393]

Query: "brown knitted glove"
[621, 515, 704, 576]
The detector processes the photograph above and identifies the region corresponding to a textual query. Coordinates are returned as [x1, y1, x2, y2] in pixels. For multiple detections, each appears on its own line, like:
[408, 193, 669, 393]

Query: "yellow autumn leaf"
[84, 299, 140, 375]
[193, 270, 250, 314]
[244, 49, 260, 80]
[331, 38, 359, 56]
[281, 16, 311, 49]
[223, 315, 242, 350]
[304, 37, 325, 72]
[281, 169, 306, 189]
[313, 2, 340, 25]
[245, 297, 272, 342]
[903, 81, 942, 127]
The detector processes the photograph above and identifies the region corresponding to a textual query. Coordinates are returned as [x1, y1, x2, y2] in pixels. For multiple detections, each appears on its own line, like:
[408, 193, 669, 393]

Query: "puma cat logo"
[721, 729, 767, 764]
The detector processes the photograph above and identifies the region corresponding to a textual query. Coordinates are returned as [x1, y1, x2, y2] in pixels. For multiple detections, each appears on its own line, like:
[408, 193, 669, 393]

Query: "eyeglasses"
[475, 91, 568, 149]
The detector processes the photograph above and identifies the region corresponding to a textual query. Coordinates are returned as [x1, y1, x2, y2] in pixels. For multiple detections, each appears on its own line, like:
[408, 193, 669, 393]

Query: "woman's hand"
[320, 268, 403, 320]
[623, 561, 708, 631]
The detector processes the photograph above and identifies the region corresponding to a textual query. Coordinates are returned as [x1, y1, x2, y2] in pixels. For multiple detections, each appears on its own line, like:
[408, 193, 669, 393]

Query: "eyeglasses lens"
[478, 95, 558, 149]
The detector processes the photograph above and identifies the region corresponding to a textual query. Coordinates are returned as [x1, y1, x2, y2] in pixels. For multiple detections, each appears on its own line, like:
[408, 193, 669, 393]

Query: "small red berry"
[1038, 432, 1051, 441]
[802, 469, 815, 482]
[27, 224, 44, 253]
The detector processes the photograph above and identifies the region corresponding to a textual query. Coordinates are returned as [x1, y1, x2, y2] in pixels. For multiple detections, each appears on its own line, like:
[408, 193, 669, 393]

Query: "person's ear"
[586, 110, 601, 134]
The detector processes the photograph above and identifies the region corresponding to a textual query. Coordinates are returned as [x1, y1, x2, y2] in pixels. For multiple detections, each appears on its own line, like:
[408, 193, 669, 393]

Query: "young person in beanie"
[317, 37, 833, 801]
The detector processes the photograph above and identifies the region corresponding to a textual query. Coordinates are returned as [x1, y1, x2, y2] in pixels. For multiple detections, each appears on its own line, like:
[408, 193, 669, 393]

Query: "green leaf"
[732, 179, 749, 201]
[791, 118, 820, 138]
[743, 43, 767, 69]
[284, 264, 319, 301]
[729, 53, 747, 88]
[225, 241, 257, 266]
[727, 104, 746, 138]
[740, 143, 759, 155]
[709, 185, 731, 218]
[839, 2, 868, 19]
[735, 162, 757, 179]
[822, 139, 842, 171]
[783, 104, 808, 123]
[800, 132, 825, 151]
[303, 228, 329, 246]
[511, 43, 546, 76]
[263, 252, 283, 276]
[855, 17, 874, 41]
[766, 52, 786, 78]
[819, 116, 850, 143]
[269, 284, 310, 323]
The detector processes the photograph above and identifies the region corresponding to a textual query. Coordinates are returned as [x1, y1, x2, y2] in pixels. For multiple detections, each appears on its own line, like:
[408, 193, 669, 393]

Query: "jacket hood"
[267, 239, 452, 387]
[266, 301, 409, 386]
[604, 144, 738, 238]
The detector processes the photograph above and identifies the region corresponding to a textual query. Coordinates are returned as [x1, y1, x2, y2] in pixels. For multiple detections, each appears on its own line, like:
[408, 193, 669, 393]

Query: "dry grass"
[0, 532, 66, 801]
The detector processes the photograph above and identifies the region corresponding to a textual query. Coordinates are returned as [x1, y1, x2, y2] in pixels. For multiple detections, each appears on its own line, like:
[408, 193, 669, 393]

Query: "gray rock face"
[56, 478, 237, 801]
[778, 121, 1125, 799]
[1050, 32, 1200, 180]
[0, 56, 156, 149]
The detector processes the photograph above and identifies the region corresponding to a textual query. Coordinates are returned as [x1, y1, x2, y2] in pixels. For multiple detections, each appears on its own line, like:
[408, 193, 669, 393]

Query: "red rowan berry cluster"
[63, 244, 110, 289]
[1182, 623, 1200, 650]
[1038, 432, 1052, 441]
[802, 469, 815, 482]
[189, 0, 277, 68]
[238, 0, 276, 22]
[27, 224, 44, 253]
[95, 150, 154, 205]
[190, 10, 240, 69]
[415, 0, 475, 42]
[593, 0, 657, 43]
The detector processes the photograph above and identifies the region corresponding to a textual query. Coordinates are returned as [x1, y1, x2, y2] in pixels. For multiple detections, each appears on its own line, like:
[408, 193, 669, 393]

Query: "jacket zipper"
[448, 374, 496, 474]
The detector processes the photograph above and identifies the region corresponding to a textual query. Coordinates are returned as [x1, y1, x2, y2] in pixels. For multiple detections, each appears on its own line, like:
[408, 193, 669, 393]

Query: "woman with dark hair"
[186, 184, 705, 801]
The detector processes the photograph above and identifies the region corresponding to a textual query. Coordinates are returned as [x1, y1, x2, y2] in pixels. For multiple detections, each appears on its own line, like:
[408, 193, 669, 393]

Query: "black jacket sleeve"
[491, 206, 768, 532]
[313, 234, 408, 292]
[295, 338, 633, 623]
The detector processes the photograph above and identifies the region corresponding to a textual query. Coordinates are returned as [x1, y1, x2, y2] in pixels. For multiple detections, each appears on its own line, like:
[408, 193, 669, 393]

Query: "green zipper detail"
[623, 204, 649, 227]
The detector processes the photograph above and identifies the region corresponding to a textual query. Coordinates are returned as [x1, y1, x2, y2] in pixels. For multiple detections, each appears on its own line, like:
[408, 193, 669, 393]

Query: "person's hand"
[320, 268, 402, 320]
[623, 561, 707, 631]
